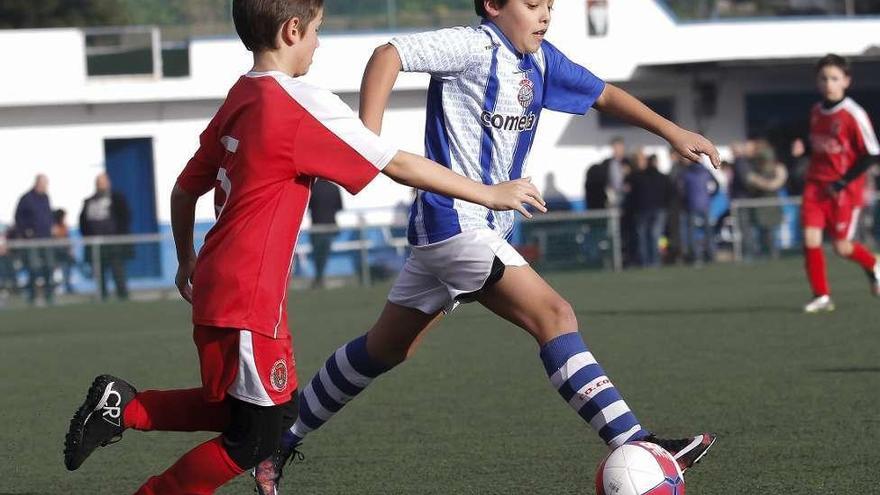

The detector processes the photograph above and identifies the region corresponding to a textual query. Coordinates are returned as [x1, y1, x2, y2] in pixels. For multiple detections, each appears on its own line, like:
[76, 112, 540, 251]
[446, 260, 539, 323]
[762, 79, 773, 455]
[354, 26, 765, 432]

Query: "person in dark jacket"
[627, 154, 672, 267]
[678, 160, 719, 265]
[307, 179, 343, 289]
[14, 174, 55, 305]
[80, 173, 131, 301]
[585, 136, 629, 210]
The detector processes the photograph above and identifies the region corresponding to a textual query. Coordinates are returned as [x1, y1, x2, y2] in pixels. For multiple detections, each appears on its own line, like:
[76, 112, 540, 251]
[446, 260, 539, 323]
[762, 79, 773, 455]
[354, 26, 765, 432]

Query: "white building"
[2, 0, 879, 233]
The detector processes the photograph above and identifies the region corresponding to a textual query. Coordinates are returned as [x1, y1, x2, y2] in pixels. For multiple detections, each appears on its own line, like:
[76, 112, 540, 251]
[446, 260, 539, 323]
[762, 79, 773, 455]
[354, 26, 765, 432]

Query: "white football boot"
[804, 295, 835, 314]
[869, 261, 880, 297]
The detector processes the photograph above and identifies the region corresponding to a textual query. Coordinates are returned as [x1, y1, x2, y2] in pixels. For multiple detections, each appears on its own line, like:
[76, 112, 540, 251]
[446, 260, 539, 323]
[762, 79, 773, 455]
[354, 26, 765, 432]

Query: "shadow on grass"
[810, 367, 880, 374]
[575, 306, 797, 317]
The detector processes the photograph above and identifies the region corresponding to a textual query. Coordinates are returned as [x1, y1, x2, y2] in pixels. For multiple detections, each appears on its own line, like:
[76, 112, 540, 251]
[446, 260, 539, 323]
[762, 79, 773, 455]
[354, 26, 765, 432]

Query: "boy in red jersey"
[61, 1, 545, 493]
[802, 54, 880, 313]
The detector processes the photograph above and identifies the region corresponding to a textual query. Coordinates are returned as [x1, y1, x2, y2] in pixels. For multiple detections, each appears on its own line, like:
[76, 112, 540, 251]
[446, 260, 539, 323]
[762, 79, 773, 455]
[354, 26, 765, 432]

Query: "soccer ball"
[595, 441, 685, 495]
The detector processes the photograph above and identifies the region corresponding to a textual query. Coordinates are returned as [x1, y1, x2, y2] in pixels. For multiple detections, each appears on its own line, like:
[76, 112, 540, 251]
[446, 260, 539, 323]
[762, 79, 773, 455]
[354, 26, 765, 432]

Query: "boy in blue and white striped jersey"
[255, 2, 718, 492]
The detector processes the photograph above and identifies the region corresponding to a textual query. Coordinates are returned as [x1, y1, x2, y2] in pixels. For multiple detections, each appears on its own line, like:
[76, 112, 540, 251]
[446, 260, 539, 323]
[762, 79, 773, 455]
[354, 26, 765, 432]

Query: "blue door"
[104, 138, 161, 278]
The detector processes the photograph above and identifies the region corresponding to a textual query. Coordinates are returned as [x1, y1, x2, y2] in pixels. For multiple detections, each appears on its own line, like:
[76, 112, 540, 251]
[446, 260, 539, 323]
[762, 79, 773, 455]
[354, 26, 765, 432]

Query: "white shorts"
[388, 230, 528, 314]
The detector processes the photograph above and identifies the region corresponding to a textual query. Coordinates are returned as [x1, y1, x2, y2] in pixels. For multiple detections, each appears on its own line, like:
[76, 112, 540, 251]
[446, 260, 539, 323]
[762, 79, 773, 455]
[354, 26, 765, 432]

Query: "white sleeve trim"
[388, 38, 412, 73]
[845, 100, 880, 155]
[271, 74, 397, 170]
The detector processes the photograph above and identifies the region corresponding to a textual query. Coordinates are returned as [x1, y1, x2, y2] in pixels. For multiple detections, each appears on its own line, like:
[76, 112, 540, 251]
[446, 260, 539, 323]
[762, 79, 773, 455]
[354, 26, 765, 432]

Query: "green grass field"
[1, 258, 878, 494]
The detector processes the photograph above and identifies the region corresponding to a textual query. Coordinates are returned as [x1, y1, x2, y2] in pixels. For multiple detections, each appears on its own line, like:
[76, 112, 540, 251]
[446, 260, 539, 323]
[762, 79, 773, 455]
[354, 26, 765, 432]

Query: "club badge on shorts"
[270, 359, 288, 392]
[518, 79, 534, 108]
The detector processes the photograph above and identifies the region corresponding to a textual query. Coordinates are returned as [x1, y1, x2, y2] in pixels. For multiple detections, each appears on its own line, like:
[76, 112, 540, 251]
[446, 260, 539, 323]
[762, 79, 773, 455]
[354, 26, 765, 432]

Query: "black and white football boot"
[643, 433, 717, 472]
[63, 375, 137, 471]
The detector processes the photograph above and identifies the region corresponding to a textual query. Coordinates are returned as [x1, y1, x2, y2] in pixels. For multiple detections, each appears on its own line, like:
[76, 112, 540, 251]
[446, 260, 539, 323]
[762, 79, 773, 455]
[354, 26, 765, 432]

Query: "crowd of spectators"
[574, 136, 879, 268]
[3, 138, 878, 302]
[1, 173, 131, 306]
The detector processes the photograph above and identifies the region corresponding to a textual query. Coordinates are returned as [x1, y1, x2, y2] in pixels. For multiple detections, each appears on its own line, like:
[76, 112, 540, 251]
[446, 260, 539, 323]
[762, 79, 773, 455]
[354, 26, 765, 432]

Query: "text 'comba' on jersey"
[390, 21, 606, 246]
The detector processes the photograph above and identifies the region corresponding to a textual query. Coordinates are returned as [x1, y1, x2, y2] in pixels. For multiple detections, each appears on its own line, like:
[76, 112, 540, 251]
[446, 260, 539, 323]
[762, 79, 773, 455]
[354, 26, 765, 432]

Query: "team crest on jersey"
[518, 79, 534, 108]
[831, 119, 841, 136]
[270, 359, 288, 392]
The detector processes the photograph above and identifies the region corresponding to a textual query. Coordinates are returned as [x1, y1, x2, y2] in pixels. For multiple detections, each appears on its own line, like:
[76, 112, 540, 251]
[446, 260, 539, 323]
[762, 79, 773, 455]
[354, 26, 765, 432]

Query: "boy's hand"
[175, 253, 197, 304]
[485, 178, 547, 218]
[668, 128, 721, 169]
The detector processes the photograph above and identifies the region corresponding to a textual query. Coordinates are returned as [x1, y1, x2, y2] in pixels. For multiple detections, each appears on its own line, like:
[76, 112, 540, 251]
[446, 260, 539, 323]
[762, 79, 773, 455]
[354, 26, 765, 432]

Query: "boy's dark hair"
[232, 0, 323, 52]
[474, 0, 509, 17]
[816, 53, 850, 76]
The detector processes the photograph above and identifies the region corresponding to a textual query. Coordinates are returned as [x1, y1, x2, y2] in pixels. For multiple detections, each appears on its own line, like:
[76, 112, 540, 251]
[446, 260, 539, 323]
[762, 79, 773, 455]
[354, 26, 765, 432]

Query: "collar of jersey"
[818, 96, 850, 115]
[480, 20, 523, 59]
[245, 70, 290, 79]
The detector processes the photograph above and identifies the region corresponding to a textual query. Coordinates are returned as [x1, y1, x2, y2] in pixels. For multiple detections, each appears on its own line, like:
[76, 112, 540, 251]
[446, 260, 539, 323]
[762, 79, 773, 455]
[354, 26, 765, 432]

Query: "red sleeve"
[292, 115, 389, 195]
[177, 119, 222, 196]
[271, 82, 397, 195]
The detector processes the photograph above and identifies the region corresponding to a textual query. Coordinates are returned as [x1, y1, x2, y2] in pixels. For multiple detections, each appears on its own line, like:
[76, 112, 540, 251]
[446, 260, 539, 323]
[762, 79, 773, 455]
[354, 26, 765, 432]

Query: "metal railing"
[2, 194, 878, 308]
[663, 0, 880, 20]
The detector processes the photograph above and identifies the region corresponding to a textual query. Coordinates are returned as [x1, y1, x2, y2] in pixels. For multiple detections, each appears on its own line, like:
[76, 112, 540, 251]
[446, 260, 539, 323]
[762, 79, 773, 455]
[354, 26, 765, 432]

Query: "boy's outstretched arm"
[594, 83, 721, 168]
[359, 44, 402, 134]
[382, 151, 547, 218]
[170, 184, 199, 303]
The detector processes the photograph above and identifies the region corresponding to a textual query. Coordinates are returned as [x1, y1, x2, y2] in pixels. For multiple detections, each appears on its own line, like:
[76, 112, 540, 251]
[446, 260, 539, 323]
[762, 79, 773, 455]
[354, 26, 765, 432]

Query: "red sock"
[134, 436, 243, 495]
[847, 243, 877, 271]
[124, 389, 230, 432]
[805, 247, 830, 296]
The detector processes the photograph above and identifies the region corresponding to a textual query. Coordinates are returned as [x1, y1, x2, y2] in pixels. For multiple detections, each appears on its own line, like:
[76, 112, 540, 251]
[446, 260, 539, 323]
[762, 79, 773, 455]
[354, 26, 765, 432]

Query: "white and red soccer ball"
[596, 441, 685, 495]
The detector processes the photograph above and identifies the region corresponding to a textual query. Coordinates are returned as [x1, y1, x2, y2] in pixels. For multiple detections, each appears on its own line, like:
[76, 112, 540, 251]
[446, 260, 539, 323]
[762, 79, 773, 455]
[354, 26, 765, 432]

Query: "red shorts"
[801, 181, 863, 241]
[193, 325, 296, 406]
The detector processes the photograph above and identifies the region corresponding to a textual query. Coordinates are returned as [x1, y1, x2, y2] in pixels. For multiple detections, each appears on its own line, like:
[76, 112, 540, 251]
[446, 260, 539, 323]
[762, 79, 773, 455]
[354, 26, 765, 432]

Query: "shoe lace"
[274, 444, 305, 484]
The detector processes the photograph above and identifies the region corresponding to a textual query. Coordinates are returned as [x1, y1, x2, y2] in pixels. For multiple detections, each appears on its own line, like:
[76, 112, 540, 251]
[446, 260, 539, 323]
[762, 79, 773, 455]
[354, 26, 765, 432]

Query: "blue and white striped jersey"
[390, 21, 606, 246]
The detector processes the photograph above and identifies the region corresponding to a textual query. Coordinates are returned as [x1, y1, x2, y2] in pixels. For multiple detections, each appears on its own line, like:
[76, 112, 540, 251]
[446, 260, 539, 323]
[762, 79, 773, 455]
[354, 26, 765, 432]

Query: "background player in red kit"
[802, 54, 880, 313]
[61, 1, 546, 493]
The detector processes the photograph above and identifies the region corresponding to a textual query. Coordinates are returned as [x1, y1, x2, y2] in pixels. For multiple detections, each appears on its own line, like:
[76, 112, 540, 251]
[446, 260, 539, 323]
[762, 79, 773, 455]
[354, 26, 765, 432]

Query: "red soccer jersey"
[807, 97, 879, 190]
[177, 71, 397, 339]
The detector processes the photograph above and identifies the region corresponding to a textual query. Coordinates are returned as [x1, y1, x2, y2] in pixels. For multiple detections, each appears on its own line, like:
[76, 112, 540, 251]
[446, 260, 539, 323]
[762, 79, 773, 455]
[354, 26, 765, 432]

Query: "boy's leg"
[288, 302, 441, 446]
[254, 302, 442, 494]
[829, 205, 878, 281]
[476, 265, 715, 468]
[475, 265, 647, 447]
[136, 397, 295, 495]
[124, 388, 231, 432]
[802, 189, 832, 299]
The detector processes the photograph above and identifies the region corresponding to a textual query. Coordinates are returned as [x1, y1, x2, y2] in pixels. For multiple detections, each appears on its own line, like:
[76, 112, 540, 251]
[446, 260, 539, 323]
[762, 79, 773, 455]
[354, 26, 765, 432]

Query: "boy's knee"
[832, 240, 852, 257]
[551, 299, 578, 330]
[533, 298, 578, 337]
[222, 397, 296, 470]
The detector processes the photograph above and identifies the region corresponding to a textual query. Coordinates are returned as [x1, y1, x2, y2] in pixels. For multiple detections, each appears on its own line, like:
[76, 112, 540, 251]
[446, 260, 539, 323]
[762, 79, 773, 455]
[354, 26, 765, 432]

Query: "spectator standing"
[542, 172, 572, 212]
[627, 154, 672, 267]
[52, 209, 76, 294]
[307, 179, 343, 289]
[585, 136, 629, 209]
[80, 173, 131, 301]
[666, 151, 691, 264]
[678, 160, 718, 265]
[14, 174, 55, 305]
[744, 144, 788, 259]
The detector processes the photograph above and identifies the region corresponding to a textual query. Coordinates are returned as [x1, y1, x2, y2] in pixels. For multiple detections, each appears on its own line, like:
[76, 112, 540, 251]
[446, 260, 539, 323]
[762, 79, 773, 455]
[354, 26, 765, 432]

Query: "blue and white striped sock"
[284, 334, 391, 448]
[540, 332, 648, 448]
